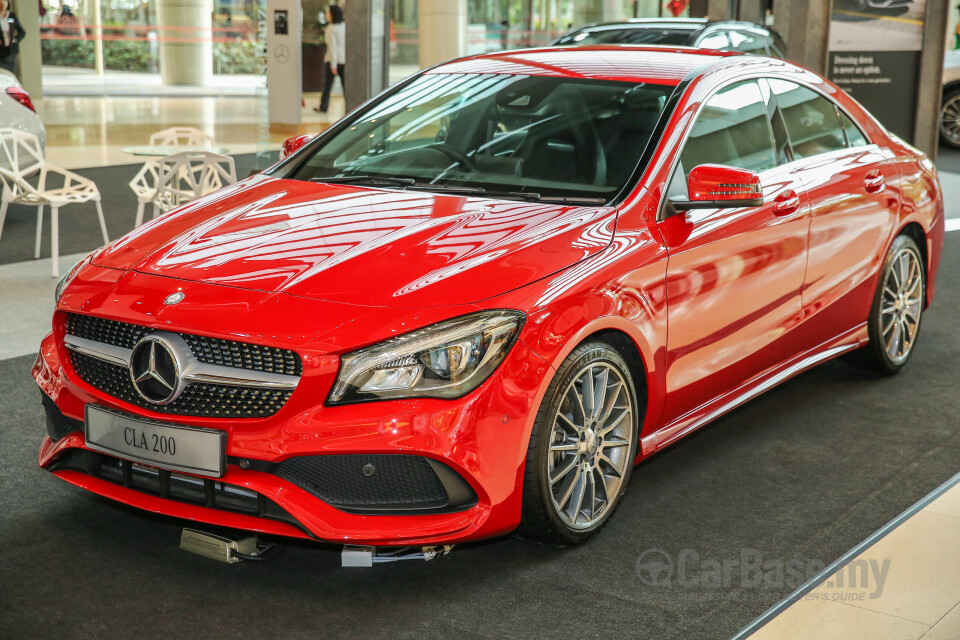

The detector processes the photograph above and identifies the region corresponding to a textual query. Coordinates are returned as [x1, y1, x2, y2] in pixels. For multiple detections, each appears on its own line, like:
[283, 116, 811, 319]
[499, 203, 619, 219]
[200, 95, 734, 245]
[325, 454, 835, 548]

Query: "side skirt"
[640, 323, 869, 456]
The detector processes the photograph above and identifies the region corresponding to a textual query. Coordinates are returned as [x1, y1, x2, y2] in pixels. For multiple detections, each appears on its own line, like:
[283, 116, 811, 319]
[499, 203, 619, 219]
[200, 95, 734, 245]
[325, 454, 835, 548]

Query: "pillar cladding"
[418, 0, 466, 69]
[157, 0, 213, 86]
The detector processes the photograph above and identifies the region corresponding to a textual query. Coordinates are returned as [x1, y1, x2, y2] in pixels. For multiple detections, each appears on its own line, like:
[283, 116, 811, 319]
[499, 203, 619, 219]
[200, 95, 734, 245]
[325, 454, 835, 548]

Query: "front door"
[657, 79, 810, 429]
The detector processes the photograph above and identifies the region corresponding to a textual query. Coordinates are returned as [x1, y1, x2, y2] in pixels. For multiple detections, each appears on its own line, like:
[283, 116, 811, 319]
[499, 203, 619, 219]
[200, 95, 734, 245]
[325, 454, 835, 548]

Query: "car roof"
[428, 46, 744, 86]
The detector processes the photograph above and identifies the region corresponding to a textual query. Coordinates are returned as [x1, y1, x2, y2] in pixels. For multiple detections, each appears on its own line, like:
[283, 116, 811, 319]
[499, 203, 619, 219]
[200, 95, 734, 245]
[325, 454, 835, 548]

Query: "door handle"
[772, 190, 800, 217]
[864, 170, 885, 193]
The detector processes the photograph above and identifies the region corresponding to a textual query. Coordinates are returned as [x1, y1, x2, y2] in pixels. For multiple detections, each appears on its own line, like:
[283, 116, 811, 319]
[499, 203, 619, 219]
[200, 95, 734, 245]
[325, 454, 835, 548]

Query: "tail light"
[6, 86, 36, 113]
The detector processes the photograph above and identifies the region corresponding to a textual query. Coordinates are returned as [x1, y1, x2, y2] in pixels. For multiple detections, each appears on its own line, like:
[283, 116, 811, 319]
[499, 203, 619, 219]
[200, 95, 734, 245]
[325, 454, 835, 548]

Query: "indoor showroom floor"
[1, 132, 959, 639]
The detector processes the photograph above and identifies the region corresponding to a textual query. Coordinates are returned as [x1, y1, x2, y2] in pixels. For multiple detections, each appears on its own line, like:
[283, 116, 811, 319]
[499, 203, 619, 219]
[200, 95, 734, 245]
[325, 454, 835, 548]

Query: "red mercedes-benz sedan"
[36, 46, 944, 547]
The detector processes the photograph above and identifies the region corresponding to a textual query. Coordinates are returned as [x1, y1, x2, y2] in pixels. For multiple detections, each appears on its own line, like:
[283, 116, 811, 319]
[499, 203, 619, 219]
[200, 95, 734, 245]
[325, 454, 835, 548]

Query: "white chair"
[129, 159, 162, 228]
[148, 127, 214, 149]
[0, 128, 108, 277]
[150, 151, 237, 220]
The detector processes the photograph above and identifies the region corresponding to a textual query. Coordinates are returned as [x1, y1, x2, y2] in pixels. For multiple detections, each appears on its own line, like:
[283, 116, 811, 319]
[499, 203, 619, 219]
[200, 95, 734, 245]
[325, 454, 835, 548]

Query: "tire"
[519, 341, 640, 545]
[843, 234, 924, 375]
[940, 86, 960, 149]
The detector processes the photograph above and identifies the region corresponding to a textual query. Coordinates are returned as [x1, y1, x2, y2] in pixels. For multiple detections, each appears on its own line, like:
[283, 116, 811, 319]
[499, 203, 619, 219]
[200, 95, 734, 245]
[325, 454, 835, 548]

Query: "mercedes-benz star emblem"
[164, 292, 185, 305]
[129, 336, 181, 404]
[275, 44, 290, 63]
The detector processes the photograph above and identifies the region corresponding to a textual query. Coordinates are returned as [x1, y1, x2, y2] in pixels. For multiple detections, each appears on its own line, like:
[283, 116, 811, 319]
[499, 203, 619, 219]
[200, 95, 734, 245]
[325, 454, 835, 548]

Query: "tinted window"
[728, 30, 769, 54]
[768, 79, 846, 160]
[697, 31, 731, 49]
[555, 27, 692, 46]
[838, 111, 870, 147]
[679, 80, 777, 178]
[283, 73, 673, 201]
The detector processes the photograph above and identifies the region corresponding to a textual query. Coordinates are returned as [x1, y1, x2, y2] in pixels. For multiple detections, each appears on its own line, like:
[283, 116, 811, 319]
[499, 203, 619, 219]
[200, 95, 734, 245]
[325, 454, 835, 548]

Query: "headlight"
[55, 254, 93, 303]
[328, 310, 525, 405]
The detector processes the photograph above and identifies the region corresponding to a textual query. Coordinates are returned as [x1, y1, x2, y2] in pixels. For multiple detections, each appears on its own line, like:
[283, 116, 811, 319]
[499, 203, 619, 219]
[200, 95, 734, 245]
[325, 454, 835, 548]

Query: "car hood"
[93, 175, 617, 308]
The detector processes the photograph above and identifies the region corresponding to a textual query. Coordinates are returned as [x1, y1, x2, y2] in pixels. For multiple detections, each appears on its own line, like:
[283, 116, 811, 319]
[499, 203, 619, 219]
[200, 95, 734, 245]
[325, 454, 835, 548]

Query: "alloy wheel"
[940, 94, 960, 147]
[547, 362, 634, 530]
[880, 247, 923, 365]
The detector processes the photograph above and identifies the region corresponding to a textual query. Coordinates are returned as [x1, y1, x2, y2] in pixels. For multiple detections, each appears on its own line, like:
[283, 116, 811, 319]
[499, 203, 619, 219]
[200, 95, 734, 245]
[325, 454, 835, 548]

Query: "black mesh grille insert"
[69, 351, 292, 418]
[182, 334, 303, 376]
[66, 313, 148, 350]
[276, 454, 449, 512]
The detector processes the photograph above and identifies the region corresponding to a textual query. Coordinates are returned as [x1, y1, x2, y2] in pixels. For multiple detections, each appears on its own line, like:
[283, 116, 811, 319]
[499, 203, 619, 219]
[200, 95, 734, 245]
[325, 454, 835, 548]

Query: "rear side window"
[767, 79, 846, 160]
[697, 31, 731, 49]
[556, 28, 692, 46]
[838, 111, 870, 147]
[728, 31, 769, 55]
[679, 80, 777, 177]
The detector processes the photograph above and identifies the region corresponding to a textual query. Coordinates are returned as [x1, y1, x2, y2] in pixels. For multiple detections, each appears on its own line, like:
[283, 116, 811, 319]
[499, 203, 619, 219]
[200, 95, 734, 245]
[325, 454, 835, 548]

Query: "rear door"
[657, 79, 809, 428]
[767, 79, 900, 348]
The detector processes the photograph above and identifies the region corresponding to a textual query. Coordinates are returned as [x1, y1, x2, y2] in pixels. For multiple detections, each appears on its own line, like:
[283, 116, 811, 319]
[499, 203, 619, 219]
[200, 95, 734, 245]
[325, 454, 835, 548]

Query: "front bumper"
[35, 280, 553, 546]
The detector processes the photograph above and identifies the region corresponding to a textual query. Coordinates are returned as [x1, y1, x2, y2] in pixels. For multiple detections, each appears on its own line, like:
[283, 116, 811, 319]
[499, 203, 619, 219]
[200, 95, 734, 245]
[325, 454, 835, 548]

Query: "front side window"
[679, 80, 777, 179]
[280, 73, 674, 202]
[768, 79, 847, 160]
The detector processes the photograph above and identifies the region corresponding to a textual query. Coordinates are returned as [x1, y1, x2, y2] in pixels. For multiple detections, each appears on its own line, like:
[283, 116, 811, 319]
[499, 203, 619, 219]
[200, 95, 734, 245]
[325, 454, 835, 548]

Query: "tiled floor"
[749, 479, 960, 639]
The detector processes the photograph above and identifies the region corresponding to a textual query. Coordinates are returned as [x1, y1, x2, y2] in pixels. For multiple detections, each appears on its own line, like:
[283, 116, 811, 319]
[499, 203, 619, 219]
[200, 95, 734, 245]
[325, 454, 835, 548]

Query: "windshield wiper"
[310, 175, 417, 187]
[408, 183, 543, 201]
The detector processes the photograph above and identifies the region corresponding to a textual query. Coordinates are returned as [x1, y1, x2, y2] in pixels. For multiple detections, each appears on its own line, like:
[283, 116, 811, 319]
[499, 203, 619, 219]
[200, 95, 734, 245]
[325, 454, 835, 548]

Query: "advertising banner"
[827, 0, 926, 140]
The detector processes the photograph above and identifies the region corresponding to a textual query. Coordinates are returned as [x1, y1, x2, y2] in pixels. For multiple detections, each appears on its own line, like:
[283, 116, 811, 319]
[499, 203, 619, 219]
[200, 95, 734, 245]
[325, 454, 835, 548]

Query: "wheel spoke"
[598, 453, 623, 478]
[582, 368, 595, 418]
[567, 385, 587, 425]
[603, 437, 631, 449]
[557, 411, 580, 433]
[885, 320, 901, 356]
[598, 409, 628, 437]
[569, 468, 587, 523]
[585, 468, 597, 521]
[598, 379, 623, 425]
[551, 442, 578, 452]
[592, 366, 609, 420]
[555, 465, 579, 508]
[550, 456, 578, 485]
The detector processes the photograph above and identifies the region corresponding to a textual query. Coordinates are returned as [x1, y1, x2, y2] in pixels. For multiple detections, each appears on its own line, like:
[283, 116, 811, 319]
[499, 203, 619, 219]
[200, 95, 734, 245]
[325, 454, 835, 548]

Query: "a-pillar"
[418, 0, 466, 69]
[157, 0, 213, 86]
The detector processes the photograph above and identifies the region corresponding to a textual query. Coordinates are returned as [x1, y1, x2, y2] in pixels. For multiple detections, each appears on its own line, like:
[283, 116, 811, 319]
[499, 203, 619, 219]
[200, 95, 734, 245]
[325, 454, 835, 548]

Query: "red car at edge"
[36, 46, 944, 547]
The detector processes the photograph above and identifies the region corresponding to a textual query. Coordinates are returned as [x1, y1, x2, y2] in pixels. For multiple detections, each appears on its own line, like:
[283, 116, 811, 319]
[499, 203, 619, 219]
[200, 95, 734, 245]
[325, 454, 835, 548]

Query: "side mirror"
[280, 134, 317, 160]
[669, 164, 764, 210]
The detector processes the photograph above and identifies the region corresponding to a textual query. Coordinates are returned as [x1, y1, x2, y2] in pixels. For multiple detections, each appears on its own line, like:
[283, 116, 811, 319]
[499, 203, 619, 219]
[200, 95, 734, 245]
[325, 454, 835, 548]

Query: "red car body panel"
[36, 47, 944, 545]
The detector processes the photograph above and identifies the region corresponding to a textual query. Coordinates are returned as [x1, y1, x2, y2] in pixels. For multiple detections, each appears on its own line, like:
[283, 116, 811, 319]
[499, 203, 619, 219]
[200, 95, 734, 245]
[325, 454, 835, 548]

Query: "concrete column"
[157, 0, 213, 86]
[93, 0, 104, 76]
[574, 0, 625, 26]
[707, 0, 732, 20]
[418, 0, 466, 69]
[345, 0, 390, 111]
[738, 0, 764, 24]
[914, 0, 950, 157]
[774, 0, 830, 75]
[14, 0, 41, 97]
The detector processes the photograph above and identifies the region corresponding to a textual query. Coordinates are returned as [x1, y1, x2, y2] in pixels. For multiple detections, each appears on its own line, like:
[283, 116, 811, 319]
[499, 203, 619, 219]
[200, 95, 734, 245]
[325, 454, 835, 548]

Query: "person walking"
[317, 4, 345, 113]
[0, 0, 26, 75]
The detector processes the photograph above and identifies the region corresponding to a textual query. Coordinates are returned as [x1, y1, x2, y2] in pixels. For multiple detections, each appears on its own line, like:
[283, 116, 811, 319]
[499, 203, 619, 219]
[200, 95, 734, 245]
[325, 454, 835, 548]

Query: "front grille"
[69, 351, 293, 418]
[48, 449, 306, 533]
[276, 454, 468, 513]
[65, 313, 301, 418]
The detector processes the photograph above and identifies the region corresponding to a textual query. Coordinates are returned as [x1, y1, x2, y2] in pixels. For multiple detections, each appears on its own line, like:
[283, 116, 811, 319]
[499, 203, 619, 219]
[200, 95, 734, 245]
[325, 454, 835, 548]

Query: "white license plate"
[84, 405, 225, 478]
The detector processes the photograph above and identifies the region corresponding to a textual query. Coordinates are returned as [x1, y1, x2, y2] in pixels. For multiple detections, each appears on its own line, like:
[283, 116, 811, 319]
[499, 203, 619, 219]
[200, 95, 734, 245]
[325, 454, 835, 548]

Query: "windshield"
[554, 27, 694, 46]
[280, 73, 674, 202]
